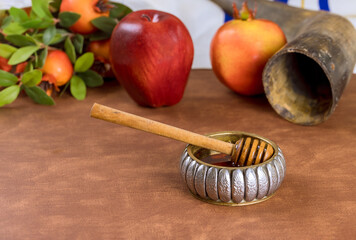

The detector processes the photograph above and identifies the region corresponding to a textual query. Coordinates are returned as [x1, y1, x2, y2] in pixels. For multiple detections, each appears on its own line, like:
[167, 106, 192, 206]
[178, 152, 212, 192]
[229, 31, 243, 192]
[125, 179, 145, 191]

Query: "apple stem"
[141, 14, 152, 22]
[232, 2, 255, 21]
[232, 3, 239, 19]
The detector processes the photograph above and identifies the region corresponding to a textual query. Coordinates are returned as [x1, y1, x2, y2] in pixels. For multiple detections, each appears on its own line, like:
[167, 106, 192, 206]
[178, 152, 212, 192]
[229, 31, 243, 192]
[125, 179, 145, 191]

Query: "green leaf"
[43, 25, 56, 45]
[8, 45, 40, 65]
[74, 52, 94, 72]
[109, 3, 132, 19]
[91, 16, 117, 34]
[33, 51, 38, 67]
[38, 19, 54, 29]
[29, 8, 37, 19]
[64, 37, 76, 63]
[70, 75, 86, 100]
[56, 28, 69, 35]
[21, 18, 42, 28]
[21, 69, 42, 87]
[46, 29, 69, 45]
[0, 85, 20, 107]
[59, 80, 70, 97]
[5, 34, 36, 47]
[0, 10, 8, 26]
[59, 11, 81, 28]
[24, 60, 34, 73]
[72, 34, 84, 54]
[89, 31, 111, 41]
[36, 48, 48, 68]
[0, 44, 17, 59]
[32, 33, 43, 42]
[24, 86, 55, 105]
[31, 0, 52, 19]
[49, 34, 65, 45]
[9, 7, 29, 22]
[50, 0, 62, 12]
[77, 70, 104, 87]
[0, 70, 18, 87]
[1, 16, 13, 28]
[3, 22, 27, 35]
[21, 18, 53, 29]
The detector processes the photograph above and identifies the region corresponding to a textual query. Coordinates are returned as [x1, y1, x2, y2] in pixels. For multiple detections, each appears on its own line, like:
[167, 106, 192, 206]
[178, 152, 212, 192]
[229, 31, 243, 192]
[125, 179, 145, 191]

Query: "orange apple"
[210, 3, 286, 96]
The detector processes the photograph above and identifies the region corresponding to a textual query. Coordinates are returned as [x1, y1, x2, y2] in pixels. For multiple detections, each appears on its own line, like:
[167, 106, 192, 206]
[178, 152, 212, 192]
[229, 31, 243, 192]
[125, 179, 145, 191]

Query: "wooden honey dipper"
[90, 103, 274, 166]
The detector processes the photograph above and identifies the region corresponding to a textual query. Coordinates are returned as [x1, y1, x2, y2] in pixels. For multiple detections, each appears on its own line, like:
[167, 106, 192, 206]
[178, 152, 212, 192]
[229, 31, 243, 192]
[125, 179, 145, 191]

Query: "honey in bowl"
[200, 153, 235, 167]
[196, 137, 275, 167]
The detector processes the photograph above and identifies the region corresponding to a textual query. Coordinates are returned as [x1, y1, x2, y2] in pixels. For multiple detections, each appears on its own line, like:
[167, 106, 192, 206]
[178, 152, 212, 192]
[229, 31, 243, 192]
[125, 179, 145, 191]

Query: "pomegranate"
[59, 0, 111, 34]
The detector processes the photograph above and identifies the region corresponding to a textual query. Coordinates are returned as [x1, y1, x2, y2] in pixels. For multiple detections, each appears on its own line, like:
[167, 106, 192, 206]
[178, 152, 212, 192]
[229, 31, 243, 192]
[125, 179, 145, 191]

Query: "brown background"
[1, 70, 355, 239]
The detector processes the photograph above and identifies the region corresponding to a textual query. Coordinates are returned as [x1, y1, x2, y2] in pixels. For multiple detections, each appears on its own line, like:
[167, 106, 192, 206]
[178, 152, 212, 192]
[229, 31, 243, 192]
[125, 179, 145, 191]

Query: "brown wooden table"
[1, 70, 355, 239]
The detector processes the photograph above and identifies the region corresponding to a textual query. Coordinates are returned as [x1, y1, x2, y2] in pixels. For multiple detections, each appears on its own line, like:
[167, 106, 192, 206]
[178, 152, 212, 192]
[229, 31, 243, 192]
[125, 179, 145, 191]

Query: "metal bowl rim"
[186, 131, 279, 170]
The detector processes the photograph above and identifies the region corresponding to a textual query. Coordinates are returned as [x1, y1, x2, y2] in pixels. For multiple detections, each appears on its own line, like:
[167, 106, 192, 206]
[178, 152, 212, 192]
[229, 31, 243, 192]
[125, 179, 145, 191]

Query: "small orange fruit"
[59, 0, 111, 35]
[41, 50, 73, 86]
[23, 7, 31, 16]
[39, 74, 59, 96]
[88, 39, 115, 77]
[15, 62, 28, 74]
[0, 56, 12, 72]
[88, 39, 111, 63]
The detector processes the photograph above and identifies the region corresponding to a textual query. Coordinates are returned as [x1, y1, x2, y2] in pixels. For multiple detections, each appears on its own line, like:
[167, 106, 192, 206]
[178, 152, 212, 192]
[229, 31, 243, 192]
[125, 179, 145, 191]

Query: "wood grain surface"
[1, 70, 355, 239]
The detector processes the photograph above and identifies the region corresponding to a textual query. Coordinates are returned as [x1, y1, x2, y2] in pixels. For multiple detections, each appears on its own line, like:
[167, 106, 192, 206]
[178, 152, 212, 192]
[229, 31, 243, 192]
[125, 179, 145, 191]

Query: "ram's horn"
[212, 0, 356, 125]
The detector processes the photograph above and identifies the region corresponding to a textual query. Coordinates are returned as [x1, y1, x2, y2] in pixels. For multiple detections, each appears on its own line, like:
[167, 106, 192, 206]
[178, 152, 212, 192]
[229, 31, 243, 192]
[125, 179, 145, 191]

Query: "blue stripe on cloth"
[274, 0, 288, 3]
[224, 12, 233, 22]
[319, 0, 330, 11]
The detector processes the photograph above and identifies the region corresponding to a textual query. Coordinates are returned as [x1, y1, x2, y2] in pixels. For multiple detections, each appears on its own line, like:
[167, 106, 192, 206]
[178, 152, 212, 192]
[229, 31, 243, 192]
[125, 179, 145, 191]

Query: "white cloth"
[0, 0, 31, 10]
[2, 0, 356, 71]
[274, 0, 356, 28]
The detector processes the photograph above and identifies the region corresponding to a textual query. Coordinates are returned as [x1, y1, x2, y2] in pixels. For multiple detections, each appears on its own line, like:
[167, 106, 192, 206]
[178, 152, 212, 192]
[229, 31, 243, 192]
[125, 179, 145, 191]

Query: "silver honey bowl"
[180, 131, 286, 206]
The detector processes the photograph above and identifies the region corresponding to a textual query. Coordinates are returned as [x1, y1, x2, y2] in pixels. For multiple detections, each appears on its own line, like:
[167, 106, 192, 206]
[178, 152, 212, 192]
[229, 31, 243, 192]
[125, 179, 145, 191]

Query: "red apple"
[210, 3, 286, 96]
[109, 10, 194, 107]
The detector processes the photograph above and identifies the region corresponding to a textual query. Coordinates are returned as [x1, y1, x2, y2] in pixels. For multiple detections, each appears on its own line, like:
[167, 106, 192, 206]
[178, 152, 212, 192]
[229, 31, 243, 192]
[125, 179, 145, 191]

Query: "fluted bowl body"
[180, 131, 286, 206]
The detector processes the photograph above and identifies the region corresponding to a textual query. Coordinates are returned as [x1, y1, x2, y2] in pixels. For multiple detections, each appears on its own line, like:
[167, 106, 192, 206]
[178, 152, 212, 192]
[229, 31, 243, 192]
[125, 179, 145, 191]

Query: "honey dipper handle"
[90, 103, 234, 155]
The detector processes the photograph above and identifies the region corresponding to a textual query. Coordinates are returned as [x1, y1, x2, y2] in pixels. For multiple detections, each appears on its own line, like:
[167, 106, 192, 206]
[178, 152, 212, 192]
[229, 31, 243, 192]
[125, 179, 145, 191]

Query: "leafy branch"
[0, 0, 132, 107]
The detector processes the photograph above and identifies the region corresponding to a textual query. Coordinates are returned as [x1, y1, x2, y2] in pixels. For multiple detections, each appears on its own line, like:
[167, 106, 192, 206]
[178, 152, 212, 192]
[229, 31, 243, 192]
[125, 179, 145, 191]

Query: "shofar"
[212, 0, 356, 125]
